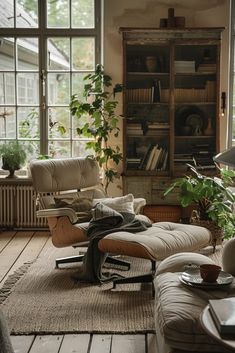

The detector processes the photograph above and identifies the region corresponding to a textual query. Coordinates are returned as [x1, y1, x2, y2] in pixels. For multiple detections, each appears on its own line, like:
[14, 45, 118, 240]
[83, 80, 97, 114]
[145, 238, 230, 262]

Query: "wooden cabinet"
[121, 27, 224, 205]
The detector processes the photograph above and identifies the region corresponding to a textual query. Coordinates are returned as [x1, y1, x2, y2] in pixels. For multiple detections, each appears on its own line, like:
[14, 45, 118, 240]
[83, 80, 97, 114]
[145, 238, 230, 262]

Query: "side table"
[200, 305, 235, 350]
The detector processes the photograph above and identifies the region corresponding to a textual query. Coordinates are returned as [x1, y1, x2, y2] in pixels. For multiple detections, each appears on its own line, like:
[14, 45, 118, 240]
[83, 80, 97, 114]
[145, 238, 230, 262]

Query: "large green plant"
[70, 64, 123, 193]
[164, 165, 235, 239]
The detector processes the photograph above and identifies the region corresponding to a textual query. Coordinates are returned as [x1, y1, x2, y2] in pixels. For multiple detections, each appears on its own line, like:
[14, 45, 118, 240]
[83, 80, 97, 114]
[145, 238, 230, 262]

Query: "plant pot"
[2, 156, 20, 179]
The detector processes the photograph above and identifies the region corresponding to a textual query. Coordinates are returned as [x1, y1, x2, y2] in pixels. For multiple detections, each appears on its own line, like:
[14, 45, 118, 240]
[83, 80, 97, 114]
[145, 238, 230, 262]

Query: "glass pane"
[0, 73, 15, 104]
[0, 1, 14, 27]
[48, 107, 70, 138]
[0, 38, 14, 70]
[72, 38, 95, 70]
[17, 38, 39, 70]
[47, 0, 69, 28]
[48, 73, 70, 105]
[72, 113, 92, 138]
[16, 0, 38, 28]
[17, 73, 39, 104]
[18, 107, 39, 139]
[72, 73, 88, 100]
[72, 140, 94, 157]
[0, 107, 16, 138]
[47, 38, 70, 71]
[48, 140, 71, 158]
[72, 0, 94, 28]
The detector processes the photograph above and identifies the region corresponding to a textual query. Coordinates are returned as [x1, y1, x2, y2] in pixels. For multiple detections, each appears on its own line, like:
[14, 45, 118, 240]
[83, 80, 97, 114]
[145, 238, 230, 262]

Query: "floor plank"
[147, 333, 157, 353]
[111, 334, 146, 353]
[29, 335, 63, 353]
[1, 232, 50, 286]
[0, 231, 17, 251]
[11, 335, 35, 353]
[59, 334, 90, 353]
[90, 334, 112, 353]
[0, 231, 34, 284]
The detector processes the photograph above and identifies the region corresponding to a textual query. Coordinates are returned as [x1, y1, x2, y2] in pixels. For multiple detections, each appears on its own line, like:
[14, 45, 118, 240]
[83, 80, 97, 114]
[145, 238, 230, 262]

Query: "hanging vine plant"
[70, 64, 123, 193]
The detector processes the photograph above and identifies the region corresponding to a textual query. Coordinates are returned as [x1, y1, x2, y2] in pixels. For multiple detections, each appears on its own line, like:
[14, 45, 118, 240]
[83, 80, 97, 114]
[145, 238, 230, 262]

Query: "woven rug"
[0, 239, 155, 335]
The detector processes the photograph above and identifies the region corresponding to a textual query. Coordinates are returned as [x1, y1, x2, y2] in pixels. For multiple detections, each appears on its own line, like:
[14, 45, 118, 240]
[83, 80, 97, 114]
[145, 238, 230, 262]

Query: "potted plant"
[70, 64, 123, 194]
[164, 164, 235, 248]
[0, 141, 28, 178]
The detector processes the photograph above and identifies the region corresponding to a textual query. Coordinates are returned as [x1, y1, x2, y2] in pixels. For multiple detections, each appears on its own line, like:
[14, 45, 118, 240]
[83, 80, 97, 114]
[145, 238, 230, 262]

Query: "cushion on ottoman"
[154, 253, 235, 352]
[98, 222, 211, 262]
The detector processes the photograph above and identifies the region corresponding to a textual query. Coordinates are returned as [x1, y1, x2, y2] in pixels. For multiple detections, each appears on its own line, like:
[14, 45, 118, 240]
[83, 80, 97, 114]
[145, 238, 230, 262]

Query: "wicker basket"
[190, 218, 224, 251]
[143, 205, 182, 223]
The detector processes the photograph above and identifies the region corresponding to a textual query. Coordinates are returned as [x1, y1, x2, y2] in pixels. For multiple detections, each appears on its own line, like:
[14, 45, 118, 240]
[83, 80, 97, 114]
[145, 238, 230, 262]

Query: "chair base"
[55, 254, 131, 270]
[112, 261, 156, 298]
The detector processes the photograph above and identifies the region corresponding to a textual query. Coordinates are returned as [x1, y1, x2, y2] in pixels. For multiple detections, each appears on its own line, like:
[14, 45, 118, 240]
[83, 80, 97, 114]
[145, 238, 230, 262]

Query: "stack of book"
[197, 62, 216, 73]
[145, 122, 170, 136]
[192, 144, 215, 170]
[126, 157, 142, 169]
[209, 298, 235, 336]
[174, 153, 194, 172]
[126, 123, 143, 136]
[174, 60, 195, 73]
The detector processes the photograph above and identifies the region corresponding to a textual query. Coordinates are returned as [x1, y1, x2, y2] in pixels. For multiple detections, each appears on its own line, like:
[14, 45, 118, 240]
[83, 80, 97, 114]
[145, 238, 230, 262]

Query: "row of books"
[126, 80, 169, 104]
[139, 144, 168, 171]
[126, 80, 215, 104]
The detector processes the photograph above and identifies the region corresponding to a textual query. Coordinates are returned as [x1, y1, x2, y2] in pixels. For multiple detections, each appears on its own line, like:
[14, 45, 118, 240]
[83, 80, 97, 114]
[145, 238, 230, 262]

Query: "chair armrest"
[36, 208, 78, 224]
[133, 198, 146, 214]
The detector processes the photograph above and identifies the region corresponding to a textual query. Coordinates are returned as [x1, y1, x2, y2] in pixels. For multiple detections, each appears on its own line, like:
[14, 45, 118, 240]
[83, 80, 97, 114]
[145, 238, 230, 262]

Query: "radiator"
[0, 184, 48, 229]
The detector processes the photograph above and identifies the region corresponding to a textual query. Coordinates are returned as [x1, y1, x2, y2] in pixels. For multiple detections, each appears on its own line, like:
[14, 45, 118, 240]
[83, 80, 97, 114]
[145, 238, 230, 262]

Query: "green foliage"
[0, 141, 29, 171]
[70, 64, 123, 193]
[164, 164, 235, 239]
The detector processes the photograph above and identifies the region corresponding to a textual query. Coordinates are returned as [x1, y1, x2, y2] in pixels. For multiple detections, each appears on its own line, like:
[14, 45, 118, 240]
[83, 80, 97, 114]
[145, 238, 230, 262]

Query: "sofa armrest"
[36, 208, 78, 224]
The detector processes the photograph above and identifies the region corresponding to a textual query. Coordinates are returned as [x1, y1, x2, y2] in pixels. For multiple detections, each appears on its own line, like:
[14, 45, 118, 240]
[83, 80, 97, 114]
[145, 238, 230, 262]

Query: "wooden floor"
[0, 230, 157, 353]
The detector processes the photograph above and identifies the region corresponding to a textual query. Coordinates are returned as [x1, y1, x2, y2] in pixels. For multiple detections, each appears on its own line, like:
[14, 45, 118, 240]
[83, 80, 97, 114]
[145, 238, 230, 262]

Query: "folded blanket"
[73, 202, 152, 283]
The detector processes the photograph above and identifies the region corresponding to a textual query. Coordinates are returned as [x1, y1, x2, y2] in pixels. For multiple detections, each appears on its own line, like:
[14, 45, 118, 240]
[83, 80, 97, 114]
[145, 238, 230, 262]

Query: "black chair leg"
[55, 255, 84, 268]
[112, 260, 156, 298]
[56, 254, 131, 270]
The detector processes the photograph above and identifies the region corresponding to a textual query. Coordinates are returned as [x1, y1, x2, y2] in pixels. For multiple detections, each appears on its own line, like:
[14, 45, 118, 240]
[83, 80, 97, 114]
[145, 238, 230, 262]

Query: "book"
[209, 298, 235, 335]
[139, 144, 153, 170]
[145, 145, 157, 170]
[150, 146, 161, 170]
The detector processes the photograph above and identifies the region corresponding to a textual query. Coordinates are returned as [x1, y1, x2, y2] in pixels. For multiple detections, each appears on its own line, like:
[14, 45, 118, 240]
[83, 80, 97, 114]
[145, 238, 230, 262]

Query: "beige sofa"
[154, 252, 235, 353]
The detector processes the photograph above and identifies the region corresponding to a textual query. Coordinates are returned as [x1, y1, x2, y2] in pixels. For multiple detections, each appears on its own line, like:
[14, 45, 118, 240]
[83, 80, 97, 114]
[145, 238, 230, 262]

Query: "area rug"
[0, 239, 155, 335]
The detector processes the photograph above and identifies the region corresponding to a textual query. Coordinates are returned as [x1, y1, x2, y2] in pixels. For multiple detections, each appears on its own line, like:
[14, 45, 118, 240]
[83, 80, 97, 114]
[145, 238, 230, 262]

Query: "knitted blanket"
[73, 203, 151, 283]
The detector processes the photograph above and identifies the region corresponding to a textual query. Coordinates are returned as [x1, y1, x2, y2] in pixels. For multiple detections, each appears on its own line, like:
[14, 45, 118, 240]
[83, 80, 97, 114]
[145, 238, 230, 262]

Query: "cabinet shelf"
[122, 27, 222, 205]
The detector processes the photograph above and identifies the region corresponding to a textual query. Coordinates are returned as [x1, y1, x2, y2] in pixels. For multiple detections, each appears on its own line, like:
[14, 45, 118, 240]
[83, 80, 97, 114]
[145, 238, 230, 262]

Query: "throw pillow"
[92, 194, 135, 214]
[54, 196, 93, 222]
[54, 196, 93, 212]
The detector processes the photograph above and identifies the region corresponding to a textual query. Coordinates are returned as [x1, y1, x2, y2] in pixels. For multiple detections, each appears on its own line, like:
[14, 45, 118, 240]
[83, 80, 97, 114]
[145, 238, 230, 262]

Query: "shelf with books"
[121, 27, 222, 205]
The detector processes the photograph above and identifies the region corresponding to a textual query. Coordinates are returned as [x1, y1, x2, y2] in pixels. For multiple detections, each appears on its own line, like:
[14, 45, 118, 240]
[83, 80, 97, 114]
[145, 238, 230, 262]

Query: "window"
[0, 0, 101, 169]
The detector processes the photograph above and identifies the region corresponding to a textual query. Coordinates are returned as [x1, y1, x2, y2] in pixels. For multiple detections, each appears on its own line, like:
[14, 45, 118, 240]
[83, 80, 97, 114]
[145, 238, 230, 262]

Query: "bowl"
[199, 264, 221, 283]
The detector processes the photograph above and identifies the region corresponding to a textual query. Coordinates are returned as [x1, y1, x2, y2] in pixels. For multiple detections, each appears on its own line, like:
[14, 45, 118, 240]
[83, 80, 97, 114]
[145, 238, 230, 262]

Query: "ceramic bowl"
[199, 264, 221, 283]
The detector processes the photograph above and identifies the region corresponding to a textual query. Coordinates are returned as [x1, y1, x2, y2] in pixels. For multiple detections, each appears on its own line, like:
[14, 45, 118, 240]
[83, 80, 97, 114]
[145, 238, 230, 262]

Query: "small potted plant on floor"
[0, 141, 28, 178]
[164, 164, 235, 249]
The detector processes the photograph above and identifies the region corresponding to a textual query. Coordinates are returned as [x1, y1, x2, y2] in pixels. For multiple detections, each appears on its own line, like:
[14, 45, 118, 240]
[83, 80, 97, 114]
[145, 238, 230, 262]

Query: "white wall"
[103, 0, 230, 195]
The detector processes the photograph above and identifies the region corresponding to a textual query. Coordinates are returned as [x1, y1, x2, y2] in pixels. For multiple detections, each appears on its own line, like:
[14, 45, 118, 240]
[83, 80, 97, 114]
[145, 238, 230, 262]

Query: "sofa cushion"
[154, 253, 235, 352]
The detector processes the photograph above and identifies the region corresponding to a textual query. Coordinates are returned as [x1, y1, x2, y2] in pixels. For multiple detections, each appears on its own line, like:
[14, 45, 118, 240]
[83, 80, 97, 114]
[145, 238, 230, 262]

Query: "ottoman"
[154, 252, 235, 353]
[98, 222, 212, 290]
